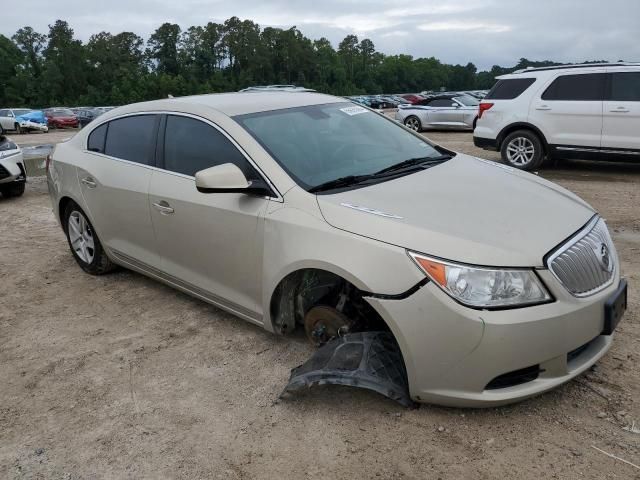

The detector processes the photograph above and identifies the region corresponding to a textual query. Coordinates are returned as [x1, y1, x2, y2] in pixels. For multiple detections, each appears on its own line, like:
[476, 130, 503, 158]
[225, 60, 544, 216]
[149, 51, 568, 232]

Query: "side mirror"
[195, 163, 272, 196]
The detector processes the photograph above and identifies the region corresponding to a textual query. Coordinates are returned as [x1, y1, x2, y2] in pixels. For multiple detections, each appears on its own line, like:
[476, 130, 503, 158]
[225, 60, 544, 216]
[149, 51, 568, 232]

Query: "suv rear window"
[542, 73, 606, 101]
[485, 78, 536, 100]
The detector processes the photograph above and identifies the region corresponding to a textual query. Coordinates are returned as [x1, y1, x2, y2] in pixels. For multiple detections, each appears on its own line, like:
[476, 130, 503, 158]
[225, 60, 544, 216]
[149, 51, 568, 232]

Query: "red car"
[400, 94, 426, 104]
[45, 108, 79, 129]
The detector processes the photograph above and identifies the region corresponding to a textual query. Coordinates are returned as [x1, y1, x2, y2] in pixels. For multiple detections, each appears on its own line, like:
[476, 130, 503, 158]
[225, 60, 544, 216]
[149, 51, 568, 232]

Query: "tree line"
[0, 18, 603, 108]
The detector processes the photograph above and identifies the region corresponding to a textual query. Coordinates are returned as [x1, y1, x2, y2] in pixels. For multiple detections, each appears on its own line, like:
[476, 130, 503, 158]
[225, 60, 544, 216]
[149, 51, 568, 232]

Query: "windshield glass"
[235, 102, 447, 191]
[13, 109, 32, 116]
[51, 109, 74, 116]
[454, 95, 479, 106]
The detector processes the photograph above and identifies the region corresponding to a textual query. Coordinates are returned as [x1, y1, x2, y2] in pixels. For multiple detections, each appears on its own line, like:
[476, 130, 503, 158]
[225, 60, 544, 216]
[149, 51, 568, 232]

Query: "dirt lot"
[1, 131, 639, 479]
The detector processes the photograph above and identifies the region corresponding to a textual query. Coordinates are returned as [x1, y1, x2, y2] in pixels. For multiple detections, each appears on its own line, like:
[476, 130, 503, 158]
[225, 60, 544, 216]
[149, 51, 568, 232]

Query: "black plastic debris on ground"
[282, 331, 416, 408]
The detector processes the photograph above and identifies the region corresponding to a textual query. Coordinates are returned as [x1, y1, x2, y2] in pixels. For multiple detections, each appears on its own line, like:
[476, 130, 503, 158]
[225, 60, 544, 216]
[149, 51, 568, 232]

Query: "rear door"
[148, 114, 271, 323]
[602, 71, 640, 152]
[530, 72, 606, 148]
[78, 114, 161, 269]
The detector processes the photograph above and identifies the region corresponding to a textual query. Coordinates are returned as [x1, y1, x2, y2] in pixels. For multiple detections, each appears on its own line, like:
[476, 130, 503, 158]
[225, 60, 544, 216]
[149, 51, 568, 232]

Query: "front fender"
[261, 199, 425, 332]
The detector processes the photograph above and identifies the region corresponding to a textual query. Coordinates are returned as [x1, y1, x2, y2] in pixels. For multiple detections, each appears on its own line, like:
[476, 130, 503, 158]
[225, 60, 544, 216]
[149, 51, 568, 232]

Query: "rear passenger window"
[104, 115, 157, 165]
[163, 115, 257, 179]
[609, 72, 640, 101]
[485, 78, 536, 100]
[542, 74, 606, 101]
[87, 123, 107, 153]
[427, 99, 456, 107]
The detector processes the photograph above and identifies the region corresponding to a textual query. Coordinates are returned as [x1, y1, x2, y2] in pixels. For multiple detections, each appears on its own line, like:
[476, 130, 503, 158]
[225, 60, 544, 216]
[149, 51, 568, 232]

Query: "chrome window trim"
[83, 110, 283, 202]
[545, 215, 617, 297]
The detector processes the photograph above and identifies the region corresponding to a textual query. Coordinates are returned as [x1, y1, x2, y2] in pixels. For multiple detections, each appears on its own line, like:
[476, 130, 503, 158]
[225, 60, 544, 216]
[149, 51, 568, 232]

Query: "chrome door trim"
[109, 248, 263, 326]
[555, 146, 640, 156]
[83, 110, 283, 202]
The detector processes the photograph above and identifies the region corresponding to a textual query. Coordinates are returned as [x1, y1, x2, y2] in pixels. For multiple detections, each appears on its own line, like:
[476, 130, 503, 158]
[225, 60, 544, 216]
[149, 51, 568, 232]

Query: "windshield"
[13, 109, 32, 116]
[454, 95, 479, 106]
[51, 109, 74, 116]
[235, 102, 447, 191]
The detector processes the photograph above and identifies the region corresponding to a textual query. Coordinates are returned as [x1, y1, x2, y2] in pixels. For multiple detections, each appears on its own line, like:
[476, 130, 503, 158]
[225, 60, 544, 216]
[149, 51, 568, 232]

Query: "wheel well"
[269, 268, 390, 337]
[497, 123, 548, 153]
[58, 196, 75, 229]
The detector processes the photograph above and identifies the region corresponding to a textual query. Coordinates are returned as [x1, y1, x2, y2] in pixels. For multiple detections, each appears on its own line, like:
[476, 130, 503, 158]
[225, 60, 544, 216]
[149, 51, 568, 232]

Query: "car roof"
[170, 91, 344, 116]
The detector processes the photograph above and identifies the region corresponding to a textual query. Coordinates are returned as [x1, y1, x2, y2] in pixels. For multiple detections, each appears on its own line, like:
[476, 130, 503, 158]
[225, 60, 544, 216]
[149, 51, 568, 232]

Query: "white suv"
[474, 63, 640, 170]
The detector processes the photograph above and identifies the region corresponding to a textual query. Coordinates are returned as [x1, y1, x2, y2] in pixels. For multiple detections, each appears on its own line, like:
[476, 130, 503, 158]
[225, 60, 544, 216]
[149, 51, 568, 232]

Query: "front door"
[149, 114, 270, 323]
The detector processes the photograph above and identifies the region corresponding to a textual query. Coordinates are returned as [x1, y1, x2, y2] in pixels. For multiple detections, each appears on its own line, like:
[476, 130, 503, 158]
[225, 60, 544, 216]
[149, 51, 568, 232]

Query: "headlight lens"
[409, 252, 551, 308]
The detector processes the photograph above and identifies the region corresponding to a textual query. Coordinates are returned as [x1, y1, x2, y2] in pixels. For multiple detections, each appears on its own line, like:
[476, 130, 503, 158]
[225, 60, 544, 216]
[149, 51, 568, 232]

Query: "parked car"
[474, 63, 640, 170]
[399, 94, 425, 104]
[396, 94, 479, 131]
[45, 108, 79, 129]
[15, 110, 49, 133]
[47, 92, 626, 407]
[76, 108, 101, 128]
[0, 108, 34, 134]
[0, 135, 26, 197]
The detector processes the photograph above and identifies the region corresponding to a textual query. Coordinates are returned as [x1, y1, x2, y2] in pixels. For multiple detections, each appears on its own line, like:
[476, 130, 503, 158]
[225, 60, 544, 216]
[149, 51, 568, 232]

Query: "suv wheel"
[0, 182, 26, 198]
[501, 130, 544, 170]
[404, 116, 422, 132]
[63, 202, 116, 275]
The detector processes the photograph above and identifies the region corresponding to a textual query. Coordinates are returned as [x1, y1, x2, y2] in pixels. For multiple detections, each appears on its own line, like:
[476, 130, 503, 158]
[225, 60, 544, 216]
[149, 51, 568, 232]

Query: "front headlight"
[409, 252, 551, 308]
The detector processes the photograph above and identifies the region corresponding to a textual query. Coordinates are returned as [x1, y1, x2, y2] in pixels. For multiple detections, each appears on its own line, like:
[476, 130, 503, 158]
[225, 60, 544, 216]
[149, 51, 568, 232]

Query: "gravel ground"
[1, 131, 639, 479]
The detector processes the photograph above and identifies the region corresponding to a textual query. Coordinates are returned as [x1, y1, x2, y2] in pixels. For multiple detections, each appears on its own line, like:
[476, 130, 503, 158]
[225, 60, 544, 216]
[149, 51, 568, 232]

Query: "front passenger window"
[163, 115, 257, 179]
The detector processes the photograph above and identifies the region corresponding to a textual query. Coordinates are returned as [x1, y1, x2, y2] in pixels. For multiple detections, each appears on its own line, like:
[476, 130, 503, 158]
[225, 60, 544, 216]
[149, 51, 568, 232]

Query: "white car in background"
[0, 135, 26, 197]
[0, 108, 34, 134]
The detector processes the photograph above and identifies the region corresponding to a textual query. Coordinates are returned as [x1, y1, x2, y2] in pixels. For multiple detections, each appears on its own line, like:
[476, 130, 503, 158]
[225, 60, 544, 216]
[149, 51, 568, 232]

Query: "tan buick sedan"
[46, 92, 627, 407]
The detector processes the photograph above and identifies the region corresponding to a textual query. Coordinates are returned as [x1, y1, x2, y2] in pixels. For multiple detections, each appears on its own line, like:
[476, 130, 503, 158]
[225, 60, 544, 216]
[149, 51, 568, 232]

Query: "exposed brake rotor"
[304, 305, 352, 347]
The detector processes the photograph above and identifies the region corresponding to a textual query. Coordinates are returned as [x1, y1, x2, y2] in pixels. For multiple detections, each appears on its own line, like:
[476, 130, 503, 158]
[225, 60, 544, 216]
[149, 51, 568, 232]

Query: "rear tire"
[63, 201, 116, 275]
[14, 123, 24, 134]
[0, 182, 25, 198]
[501, 130, 545, 171]
[404, 116, 422, 132]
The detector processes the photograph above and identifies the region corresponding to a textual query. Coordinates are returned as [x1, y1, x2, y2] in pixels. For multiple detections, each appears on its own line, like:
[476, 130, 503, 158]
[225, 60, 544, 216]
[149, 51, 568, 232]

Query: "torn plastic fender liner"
[282, 332, 416, 407]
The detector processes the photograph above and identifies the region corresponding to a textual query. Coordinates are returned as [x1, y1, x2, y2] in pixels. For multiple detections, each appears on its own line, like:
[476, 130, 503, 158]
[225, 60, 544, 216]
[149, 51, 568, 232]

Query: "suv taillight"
[478, 102, 494, 119]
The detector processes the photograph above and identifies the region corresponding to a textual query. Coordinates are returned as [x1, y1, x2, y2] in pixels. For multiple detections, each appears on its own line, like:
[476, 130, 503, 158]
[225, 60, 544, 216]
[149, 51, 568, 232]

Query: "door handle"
[81, 177, 97, 188]
[152, 201, 174, 215]
[610, 107, 630, 113]
[536, 105, 552, 111]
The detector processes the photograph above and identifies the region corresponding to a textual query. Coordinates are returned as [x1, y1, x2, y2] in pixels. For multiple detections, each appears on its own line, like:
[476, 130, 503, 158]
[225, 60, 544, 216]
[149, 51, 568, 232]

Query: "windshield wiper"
[309, 174, 376, 193]
[374, 155, 451, 175]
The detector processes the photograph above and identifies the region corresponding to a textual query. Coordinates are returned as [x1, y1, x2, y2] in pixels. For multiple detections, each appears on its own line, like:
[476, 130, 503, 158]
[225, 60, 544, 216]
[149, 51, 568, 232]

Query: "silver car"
[46, 92, 627, 407]
[396, 94, 479, 131]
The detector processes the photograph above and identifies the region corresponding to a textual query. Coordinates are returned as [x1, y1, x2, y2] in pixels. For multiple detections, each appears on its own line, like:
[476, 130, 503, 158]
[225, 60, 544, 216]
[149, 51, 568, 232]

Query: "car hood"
[16, 111, 46, 124]
[315, 154, 595, 267]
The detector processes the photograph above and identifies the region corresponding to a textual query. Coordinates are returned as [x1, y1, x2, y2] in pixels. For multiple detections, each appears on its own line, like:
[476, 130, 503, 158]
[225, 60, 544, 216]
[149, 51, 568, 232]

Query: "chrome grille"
[547, 217, 616, 297]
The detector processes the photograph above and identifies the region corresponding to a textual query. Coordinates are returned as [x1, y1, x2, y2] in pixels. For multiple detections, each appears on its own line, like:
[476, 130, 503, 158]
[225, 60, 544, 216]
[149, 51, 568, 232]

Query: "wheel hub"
[304, 306, 352, 346]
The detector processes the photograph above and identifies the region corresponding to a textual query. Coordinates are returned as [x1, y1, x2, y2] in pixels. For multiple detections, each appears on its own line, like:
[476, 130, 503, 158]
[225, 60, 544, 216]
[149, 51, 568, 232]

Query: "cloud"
[417, 22, 512, 33]
[1, 0, 639, 70]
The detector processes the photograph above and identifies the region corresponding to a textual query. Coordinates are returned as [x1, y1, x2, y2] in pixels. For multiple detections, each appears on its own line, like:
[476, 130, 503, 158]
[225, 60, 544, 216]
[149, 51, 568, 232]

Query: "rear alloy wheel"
[501, 130, 544, 171]
[404, 116, 422, 132]
[14, 123, 23, 134]
[64, 202, 116, 275]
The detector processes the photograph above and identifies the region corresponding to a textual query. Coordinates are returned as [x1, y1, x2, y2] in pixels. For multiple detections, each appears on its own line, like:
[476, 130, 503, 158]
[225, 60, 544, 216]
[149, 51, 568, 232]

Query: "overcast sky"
[3, 0, 639, 70]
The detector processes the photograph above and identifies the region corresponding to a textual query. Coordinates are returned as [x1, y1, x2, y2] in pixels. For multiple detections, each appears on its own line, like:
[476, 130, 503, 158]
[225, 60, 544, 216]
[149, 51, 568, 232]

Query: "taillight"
[478, 102, 494, 119]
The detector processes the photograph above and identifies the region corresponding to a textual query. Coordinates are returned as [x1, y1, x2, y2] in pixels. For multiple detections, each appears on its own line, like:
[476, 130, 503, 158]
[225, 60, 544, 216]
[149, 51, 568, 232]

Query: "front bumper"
[0, 152, 26, 184]
[366, 269, 622, 407]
